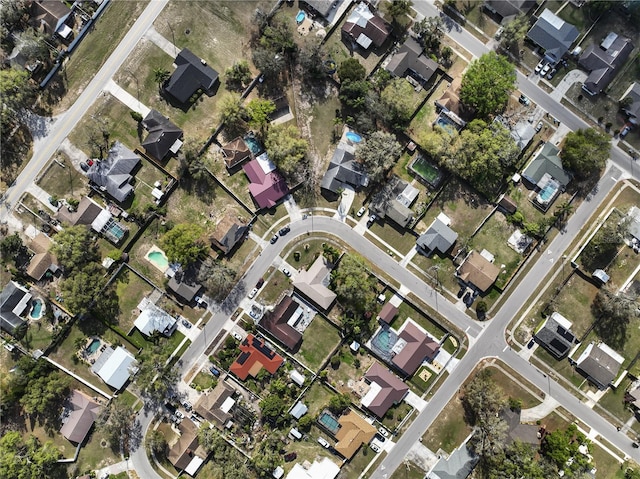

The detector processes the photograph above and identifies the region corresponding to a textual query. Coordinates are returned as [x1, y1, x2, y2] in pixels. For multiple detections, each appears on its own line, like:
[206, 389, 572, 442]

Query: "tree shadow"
[591, 304, 629, 350]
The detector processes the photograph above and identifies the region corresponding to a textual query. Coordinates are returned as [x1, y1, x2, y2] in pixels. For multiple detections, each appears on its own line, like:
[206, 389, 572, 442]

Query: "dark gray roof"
[0, 281, 30, 335]
[500, 409, 539, 445]
[430, 444, 478, 479]
[417, 219, 458, 254]
[576, 343, 622, 389]
[141, 110, 183, 161]
[621, 82, 640, 120]
[369, 177, 416, 228]
[165, 48, 219, 104]
[522, 142, 571, 188]
[385, 37, 438, 83]
[321, 146, 369, 194]
[87, 142, 140, 203]
[579, 34, 634, 95]
[527, 9, 579, 62]
[534, 316, 575, 359]
[168, 270, 202, 303]
[301, 0, 337, 18]
[484, 0, 536, 21]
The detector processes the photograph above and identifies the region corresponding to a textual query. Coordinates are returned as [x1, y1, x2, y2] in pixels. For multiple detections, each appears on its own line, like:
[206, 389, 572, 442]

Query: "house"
[91, 346, 136, 390]
[341, 2, 391, 50]
[392, 321, 440, 376]
[56, 196, 103, 227]
[334, 409, 377, 459]
[230, 334, 284, 381]
[435, 77, 464, 119]
[194, 380, 235, 429]
[527, 9, 579, 65]
[292, 255, 337, 311]
[484, 0, 537, 23]
[620, 82, 640, 124]
[369, 176, 419, 228]
[0, 281, 31, 337]
[429, 441, 478, 479]
[592, 269, 610, 285]
[290, 401, 308, 419]
[210, 212, 249, 255]
[628, 206, 640, 241]
[26, 233, 58, 281]
[579, 33, 634, 95]
[417, 218, 458, 256]
[361, 362, 409, 417]
[378, 301, 398, 324]
[167, 419, 206, 474]
[626, 385, 640, 411]
[522, 142, 571, 195]
[141, 110, 183, 161]
[222, 137, 252, 169]
[574, 342, 624, 390]
[134, 303, 177, 337]
[260, 296, 303, 352]
[509, 120, 536, 151]
[456, 251, 500, 293]
[286, 457, 340, 479]
[534, 311, 575, 359]
[300, 0, 339, 20]
[385, 37, 439, 85]
[243, 157, 289, 209]
[167, 269, 203, 304]
[30, 0, 73, 38]
[60, 390, 102, 444]
[500, 408, 539, 446]
[321, 144, 369, 195]
[165, 48, 219, 104]
[87, 142, 140, 203]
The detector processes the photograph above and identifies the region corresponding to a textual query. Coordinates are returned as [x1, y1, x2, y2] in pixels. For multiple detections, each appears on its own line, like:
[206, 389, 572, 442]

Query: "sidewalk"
[103, 79, 151, 117]
[95, 459, 132, 479]
[26, 183, 58, 212]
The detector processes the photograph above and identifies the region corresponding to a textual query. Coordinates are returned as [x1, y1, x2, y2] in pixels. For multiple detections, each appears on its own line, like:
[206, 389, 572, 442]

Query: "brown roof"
[392, 322, 440, 376]
[60, 390, 102, 444]
[342, 3, 391, 49]
[362, 363, 409, 418]
[260, 296, 303, 352]
[222, 137, 252, 168]
[26, 252, 55, 280]
[334, 409, 377, 459]
[56, 197, 103, 226]
[378, 302, 398, 324]
[167, 419, 201, 470]
[457, 251, 500, 293]
[209, 212, 248, 255]
[436, 77, 462, 116]
[230, 334, 284, 381]
[498, 196, 517, 214]
[31, 233, 52, 254]
[194, 380, 235, 428]
[293, 255, 337, 311]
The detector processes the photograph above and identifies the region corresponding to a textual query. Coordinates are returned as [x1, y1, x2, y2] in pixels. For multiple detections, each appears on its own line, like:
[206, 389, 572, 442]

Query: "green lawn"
[339, 444, 378, 479]
[302, 381, 334, 418]
[596, 377, 635, 426]
[485, 365, 541, 409]
[545, 274, 599, 339]
[422, 393, 470, 454]
[114, 267, 155, 332]
[367, 220, 419, 256]
[389, 461, 426, 479]
[391, 300, 447, 342]
[259, 269, 292, 306]
[36, 155, 89, 202]
[309, 95, 342, 160]
[325, 346, 376, 396]
[74, 424, 121, 473]
[296, 317, 342, 372]
[191, 371, 217, 391]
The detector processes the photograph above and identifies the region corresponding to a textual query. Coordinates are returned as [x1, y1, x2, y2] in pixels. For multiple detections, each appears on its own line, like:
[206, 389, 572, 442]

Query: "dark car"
[80, 162, 89, 172]
[256, 277, 265, 288]
[209, 366, 220, 377]
[270, 234, 278, 244]
[279, 225, 291, 235]
[284, 452, 297, 462]
[182, 319, 191, 328]
[527, 338, 535, 349]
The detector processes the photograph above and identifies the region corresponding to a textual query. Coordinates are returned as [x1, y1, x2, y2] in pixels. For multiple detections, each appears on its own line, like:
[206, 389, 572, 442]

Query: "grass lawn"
[24, 321, 55, 352]
[339, 444, 378, 479]
[367, 220, 419, 256]
[533, 347, 587, 389]
[409, 250, 460, 296]
[545, 273, 599, 339]
[113, 267, 155, 332]
[591, 442, 626, 479]
[325, 346, 375, 395]
[308, 94, 342, 160]
[380, 401, 413, 432]
[284, 239, 327, 271]
[596, 377, 635, 426]
[281, 425, 339, 475]
[191, 371, 217, 391]
[422, 393, 470, 454]
[203, 152, 255, 209]
[390, 300, 447, 342]
[259, 269, 293, 305]
[296, 317, 342, 372]
[410, 365, 439, 393]
[505, 182, 548, 225]
[75, 425, 121, 472]
[304, 381, 335, 418]
[453, 0, 499, 38]
[36, 156, 89, 202]
[389, 461, 425, 479]
[485, 365, 541, 409]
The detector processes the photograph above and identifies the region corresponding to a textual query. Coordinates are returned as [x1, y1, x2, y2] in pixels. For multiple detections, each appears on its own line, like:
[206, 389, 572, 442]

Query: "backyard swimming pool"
[244, 135, 263, 156]
[370, 327, 399, 361]
[434, 114, 457, 136]
[346, 131, 362, 143]
[318, 410, 340, 434]
[29, 299, 44, 320]
[86, 338, 101, 354]
[296, 10, 306, 23]
[536, 177, 560, 207]
[145, 246, 170, 273]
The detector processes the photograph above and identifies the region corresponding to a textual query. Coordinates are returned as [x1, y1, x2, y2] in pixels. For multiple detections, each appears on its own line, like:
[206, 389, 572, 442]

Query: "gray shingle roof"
[534, 315, 575, 359]
[430, 444, 478, 479]
[527, 9, 579, 62]
[87, 142, 140, 203]
[385, 37, 438, 83]
[321, 146, 369, 194]
[579, 34, 634, 95]
[165, 48, 219, 104]
[522, 142, 571, 188]
[484, 0, 536, 21]
[417, 218, 458, 254]
[141, 110, 183, 161]
[0, 281, 30, 336]
[576, 343, 623, 389]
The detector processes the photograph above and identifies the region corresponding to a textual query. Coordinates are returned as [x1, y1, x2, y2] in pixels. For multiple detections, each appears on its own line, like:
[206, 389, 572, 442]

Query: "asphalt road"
[0, 0, 169, 224]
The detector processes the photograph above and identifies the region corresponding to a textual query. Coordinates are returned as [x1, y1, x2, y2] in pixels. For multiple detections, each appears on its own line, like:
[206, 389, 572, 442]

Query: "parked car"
[209, 366, 220, 377]
[248, 287, 258, 299]
[231, 331, 243, 341]
[279, 225, 291, 235]
[535, 121, 543, 133]
[182, 319, 191, 328]
[541, 63, 551, 76]
[175, 410, 185, 419]
[367, 214, 377, 227]
[370, 443, 381, 453]
[284, 452, 297, 462]
[546, 68, 557, 80]
[527, 339, 536, 349]
[270, 234, 279, 244]
[620, 125, 631, 138]
[317, 437, 330, 448]
[80, 162, 89, 172]
[256, 277, 265, 288]
[282, 268, 291, 277]
[519, 94, 530, 106]
[181, 400, 192, 411]
[535, 60, 545, 74]
[249, 310, 260, 320]
[357, 206, 366, 217]
[378, 427, 389, 438]
[374, 433, 386, 443]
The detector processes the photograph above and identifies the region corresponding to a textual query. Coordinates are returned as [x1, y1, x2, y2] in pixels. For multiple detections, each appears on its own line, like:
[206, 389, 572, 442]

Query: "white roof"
[220, 397, 236, 414]
[94, 346, 135, 389]
[256, 152, 276, 174]
[290, 370, 306, 386]
[91, 208, 112, 233]
[550, 311, 572, 330]
[286, 458, 340, 479]
[480, 249, 495, 263]
[134, 303, 176, 336]
[360, 381, 382, 409]
[356, 33, 373, 49]
[436, 212, 452, 226]
[540, 8, 566, 30]
[184, 456, 205, 477]
[273, 466, 285, 479]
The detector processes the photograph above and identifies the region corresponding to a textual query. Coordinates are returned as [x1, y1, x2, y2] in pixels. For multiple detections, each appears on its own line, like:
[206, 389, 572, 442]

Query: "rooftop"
[385, 37, 438, 83]
[534, 312, 575, 359]
[165, 48, 219, 104]
[293, 255, 337, 311]
[0, 280, 31, 336]
[87, 142, 140, 203]
[91, 346, 136, 390]
[527, 8, 579, 63]
[522, 142, 571, 188]
[342, 2, 391, 50]
[60, 390, 102, 444]
[334, 409, 377, 459]
[361, 362, 409, 417]
[141, 110, 183, 161]
[230, 334, 284, 381]
[260, 296, 303, 352]
[575, 342, 624, 389]
[457, 251, 500, 293]
[392, 321, 440, 376]
[417, 218, 458, 255]
[243, 159, 288, 209]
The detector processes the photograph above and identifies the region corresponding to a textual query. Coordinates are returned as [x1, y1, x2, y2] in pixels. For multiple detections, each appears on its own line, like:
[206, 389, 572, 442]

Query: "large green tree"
[498, 15, 529, 54]
[246, 98, 276, 132]
[135, 345, 180, 406]
[160, 223, 207, 266]
[560, 128, 610, 180]
[59, 262, 109, 317]
[218, 93, 247, 136]
[224, 60, 252, 91]
[0, 432, 64, 479]
[51, 225, 98, 272]
[592, 287, 639, 349]
[413, 16, 444, 50]
[387, 0, 413, 20]
[381, 78, 415, 127]
[354, 131, 402, 184]
[198, 257, 237, 301]
[264, 123, 308, 177]
[460, 52, 516, 118]
[259, 394, 288, 427]
[338, 58, 366, 83]
[97, 399, 138, 454]
[331, 254, 377, 316]
[0, 67, 34, 135]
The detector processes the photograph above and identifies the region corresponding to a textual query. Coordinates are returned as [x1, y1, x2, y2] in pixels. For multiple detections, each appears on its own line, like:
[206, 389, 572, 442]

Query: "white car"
[378, 427, 389, 438]
[282, 268, 291, 277]
[317, 437, 330, 448]
[231, 331, 242, 341]
[541, 63, 551, 76]
[370, 443, 381, 453]
[534, 60, 545, 74]
[175, 410, 184, 419]
[248, 287, 258, 299]
[357, 206, 366, 217]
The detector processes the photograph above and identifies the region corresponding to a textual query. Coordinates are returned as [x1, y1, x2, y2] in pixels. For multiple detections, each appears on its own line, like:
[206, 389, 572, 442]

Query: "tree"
[580, 218, 626, 271]
[160, 223, 207, 266]
[218, 93, 247, 136]
[153, 67, 170, 91]
[259, 15, 296, 54]
[388, 0, 413, 20]
[97, 399, 140, 454]
[0, 67, 34, 135]
[592, 288, 639, 349]
[413, 16, 444, 50]
[259, 394, 288, 426]
[147, 430, 167, 457]
[338, 58, 366, 83]
[14, 28, 49, 63]
[485, 441, 545, 479]
[225, 60, 252, 91]
[381, 78, 415, 127]
[625, 468, 640, 479]
[498, 15, 529, 54]
[298, 415, 314, 431]
[560, 128, 610, 180]
[0, 233, 27, 261]
[136, 345, 180, 406]
[20, 372, 70, 419]
[355, 131, 402, 184]
[460, 52, 516, 118]
[246, 98, 276, 132]
[252, 47, 286, 80]
[0, 432, 65, 479]
[252, 434, 284, 478]
[331, 254, 377, 316]
[339, 79, 370, 110]
[297, 43, 326, 81]
[51, 225, 98, 272]
[328, 393, 352, 414]
[198, 257, 237, 300]
[59, 262, 109, 316]
[264, 124, 308, 177]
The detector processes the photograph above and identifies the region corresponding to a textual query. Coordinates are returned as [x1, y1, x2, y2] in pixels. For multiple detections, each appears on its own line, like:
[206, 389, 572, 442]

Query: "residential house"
[579, 33, 634, 95]
[522, 143, 571, 188]
[26, 233, 58, 281]
[574, 342, 624, 390]
[378, 301, 398, 324]
[60, 390, 102, 444]
[167, 269, 203, 304]
[134, 303, 177, 337]
[230, 334, 284, 381]
[210, 212, 249, 255]
[385, 37, 439, 85]
[56, 196, 103, 227]
[30, 0, 73, 38]
[141, 110, 183, 161]
[260, 296, 303, 352]
[334, 409, 377, 459]
[417, 218, 458, 256]
[509, 120, 536, 151]
[429, 441, 478, 479]
[87, 142, 141, 203]
[292, 255, 337, 311]
[627, 205, 640, 241]
[0, 281, 31, 337]
[484, 0, 537, 23]
[341, 2, 391, 50]
[286, 457, 340, 479]
[620, 82, 640, 124]
[243, 156, 289, 209]
[500, 408, 540, 446]
[527, 9, 579, 65]
[167, 419, 206, 475]
[369, 176, 419, 228]
[392, 321, 440, 376]
[456, 251, 500, 293]
[91, 346, 136, 390]
[626, 384, 640, 411]
[222, 137, 252, 169]
[361, 362, 409, 417]
[321, 144, 369, 195]
[300, 0, 339, 21]
[435, 77, 464, 119]
[165, 48, 219, 104]
[194, 380, 235, 429]
[534, 311, 575, 359]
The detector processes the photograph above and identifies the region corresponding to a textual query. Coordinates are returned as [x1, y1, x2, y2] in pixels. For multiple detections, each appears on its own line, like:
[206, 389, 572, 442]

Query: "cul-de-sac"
[1, 1, 640, 478]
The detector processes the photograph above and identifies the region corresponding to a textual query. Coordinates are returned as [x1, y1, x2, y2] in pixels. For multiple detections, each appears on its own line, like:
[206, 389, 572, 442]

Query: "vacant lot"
[37, 156, 89, 202]
[296, 317, 341, 372]
[544, 273, 599, 340]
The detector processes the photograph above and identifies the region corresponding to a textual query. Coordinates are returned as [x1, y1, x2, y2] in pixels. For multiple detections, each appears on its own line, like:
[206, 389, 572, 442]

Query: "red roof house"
[378, 302, 398, 324]
[243, 159, 288, 209]
[230, 334, 284, 381]
[361, 363, 409, 418]
[392, 322, 440, 376]
[260, 296, 303, 352]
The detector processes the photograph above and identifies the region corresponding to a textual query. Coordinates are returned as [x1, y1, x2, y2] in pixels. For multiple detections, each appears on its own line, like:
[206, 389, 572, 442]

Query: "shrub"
[130, 111, 143, 122]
